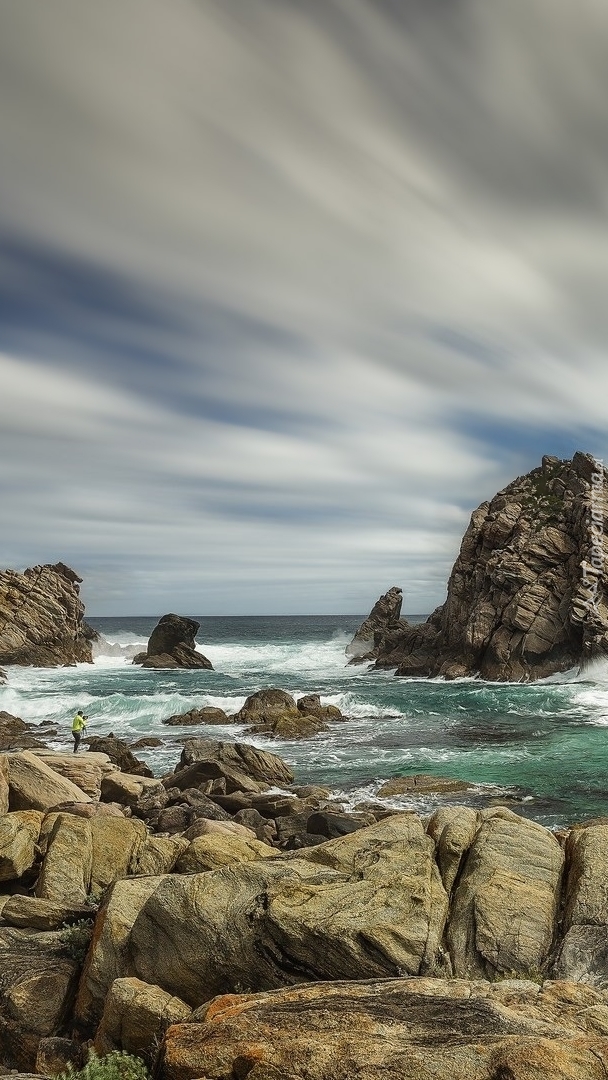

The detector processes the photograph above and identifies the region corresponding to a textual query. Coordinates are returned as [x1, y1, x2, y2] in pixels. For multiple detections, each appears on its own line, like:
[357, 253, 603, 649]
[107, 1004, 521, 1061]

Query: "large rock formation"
[12, 736, 608, 1074]
[160, 978, 608, 1080]
[133, 614, 212, 670]
[359, 453, 608, 681]
[0, 563, 93, 667]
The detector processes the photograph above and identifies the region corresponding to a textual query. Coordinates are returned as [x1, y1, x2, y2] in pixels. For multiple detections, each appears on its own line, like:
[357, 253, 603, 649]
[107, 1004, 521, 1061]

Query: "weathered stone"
[133, 614, 212, 670]
[74, 876, 165, 1028]
[447, 808, 564, 978]
[95, 976, 190, 1058]
[306, 809, 376, 839]
[8, 751, 91, 811]
[0, 812, 40, 881]
[175, 739, 294, 787]
[31, 750, 115, 798]
[86, 736, 152, 776]
[182, 818, 258, 842]
[0, 754, 9, 814]
[0, 563, 93, 667]
[378, 774, 475, 797]
[131, 836, 189, 876]
[173, 833, 273, 874]
[76, 816, 451, 1021]
[0, 926, 81, 1070]
[36, 813, 93, 904]
[427, 806, 480, 894]
[346, 586, 404, 660]
[1, 895, 93, 930]
[35, 1038, 83, 1077]
[160, 977, 608, 1080]
[100, 772, 164, 807]
[553, 824, 608, 987]
[162, 707, 230, 727]
[90, 816, 148, 892]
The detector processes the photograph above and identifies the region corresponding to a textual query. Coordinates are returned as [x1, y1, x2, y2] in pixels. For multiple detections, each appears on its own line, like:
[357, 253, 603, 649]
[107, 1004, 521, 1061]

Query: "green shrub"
[58, 1050, 149, 1080]
[59, 918, 94, 963]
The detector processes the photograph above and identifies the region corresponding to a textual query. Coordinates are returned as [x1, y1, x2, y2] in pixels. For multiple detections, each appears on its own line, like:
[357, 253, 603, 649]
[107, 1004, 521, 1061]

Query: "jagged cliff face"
[367, 452, 608, 681]
[0, 562, 93, 667]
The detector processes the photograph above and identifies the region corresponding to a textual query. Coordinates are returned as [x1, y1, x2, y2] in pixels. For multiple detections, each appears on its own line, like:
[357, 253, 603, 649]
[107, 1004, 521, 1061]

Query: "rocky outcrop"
[346, 585, 405, 661]
[160, 977, 608, 1080]
[0, 563, 93, 667]
[13, 738, 608, 1072]
[235, 688, 343, 738]
[133, 614, 212, 670]
[364, 453, 608, 680]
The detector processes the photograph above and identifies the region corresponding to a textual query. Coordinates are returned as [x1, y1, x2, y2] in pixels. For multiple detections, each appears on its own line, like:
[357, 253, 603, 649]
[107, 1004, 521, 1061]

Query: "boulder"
[100, 772, 164, 808]
[35, 813, 93, 904]
[1, 896, 93, 930]
[553, 823, 608, 987]
[364, 454, 608, 680]
[89, 816, 148, 892]
[85, 736, 152, 777]
[173, 833, 273, 874]
[8, 751, 91, 811]
[133, 614, 212, 670]
[0, 714, 50, 753]
[0, 563, 93, 667]
[0, 926, 81, 1070]
[95, 977, 190, 1058]
[0, 812, 41, 881]
[447, 808, 564, 978]
[174, 738, 294, 787]
[160, 977, 608, 1080]
[131, 836, 189, 876]
[35, 1038, 82, 1077]
[426, 806, 480, 894]
[31, 751, 116, 798]
[74, 875, 165, 1028]
[306, 810, 376, 839]
[76, 816, 450, 1020]
[183, 818, 259, 842]
[296, 694, 343, 721]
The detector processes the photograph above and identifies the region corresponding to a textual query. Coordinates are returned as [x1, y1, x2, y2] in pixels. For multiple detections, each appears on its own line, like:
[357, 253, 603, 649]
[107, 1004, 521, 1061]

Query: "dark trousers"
[72, 730, 81, 753]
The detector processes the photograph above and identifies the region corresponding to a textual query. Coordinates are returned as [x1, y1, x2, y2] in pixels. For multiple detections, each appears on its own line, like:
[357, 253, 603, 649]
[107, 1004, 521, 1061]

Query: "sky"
[1, 0, 607, 616]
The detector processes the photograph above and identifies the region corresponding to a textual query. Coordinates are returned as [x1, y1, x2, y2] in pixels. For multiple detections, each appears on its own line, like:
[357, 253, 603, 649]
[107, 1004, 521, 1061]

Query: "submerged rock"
[360, 453, 608, 681]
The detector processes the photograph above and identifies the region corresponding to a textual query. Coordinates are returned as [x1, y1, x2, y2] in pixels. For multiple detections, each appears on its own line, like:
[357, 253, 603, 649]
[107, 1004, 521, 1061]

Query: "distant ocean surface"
[3, 614, 608, 829]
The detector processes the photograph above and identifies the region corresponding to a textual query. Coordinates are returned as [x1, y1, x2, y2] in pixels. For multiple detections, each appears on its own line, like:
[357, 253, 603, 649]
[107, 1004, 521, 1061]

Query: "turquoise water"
[2, 614, 608, 828]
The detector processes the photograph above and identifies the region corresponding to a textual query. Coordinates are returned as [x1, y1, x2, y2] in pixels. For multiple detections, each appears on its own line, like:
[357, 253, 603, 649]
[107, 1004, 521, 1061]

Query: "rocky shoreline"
[2, 727, 608, 1078]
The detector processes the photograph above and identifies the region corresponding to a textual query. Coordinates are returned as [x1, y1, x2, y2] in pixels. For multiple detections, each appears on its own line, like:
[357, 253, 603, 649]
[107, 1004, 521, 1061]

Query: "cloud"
[0, 0, 606, 613]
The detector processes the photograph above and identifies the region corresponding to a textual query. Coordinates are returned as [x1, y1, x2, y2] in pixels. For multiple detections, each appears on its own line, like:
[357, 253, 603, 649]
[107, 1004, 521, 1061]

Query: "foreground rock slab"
[160, 977, 608, 1080]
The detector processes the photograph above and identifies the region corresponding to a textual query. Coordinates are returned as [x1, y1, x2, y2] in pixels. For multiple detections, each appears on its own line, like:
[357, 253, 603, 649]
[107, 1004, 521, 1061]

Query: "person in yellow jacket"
[72, 709, 87, 753]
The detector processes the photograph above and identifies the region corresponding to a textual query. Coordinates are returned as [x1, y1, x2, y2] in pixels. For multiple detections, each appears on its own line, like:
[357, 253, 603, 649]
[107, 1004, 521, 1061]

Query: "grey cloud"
[0, 0, 606, 612]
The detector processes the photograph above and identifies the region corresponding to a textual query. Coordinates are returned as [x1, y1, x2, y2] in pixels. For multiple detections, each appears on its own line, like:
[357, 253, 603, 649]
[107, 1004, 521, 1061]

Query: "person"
[72, 709, 87, 753]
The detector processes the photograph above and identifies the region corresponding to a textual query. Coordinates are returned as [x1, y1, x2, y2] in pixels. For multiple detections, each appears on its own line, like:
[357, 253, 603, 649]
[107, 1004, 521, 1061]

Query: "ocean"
[2, 613, 608, 829]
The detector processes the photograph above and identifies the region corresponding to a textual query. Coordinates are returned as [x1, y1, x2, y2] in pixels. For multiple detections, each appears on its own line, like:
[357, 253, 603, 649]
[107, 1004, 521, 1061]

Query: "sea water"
[2, 614, 608, 829]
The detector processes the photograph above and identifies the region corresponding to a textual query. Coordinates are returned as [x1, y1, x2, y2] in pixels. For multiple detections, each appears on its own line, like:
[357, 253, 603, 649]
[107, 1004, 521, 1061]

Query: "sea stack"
[133, 613, 213, 669]
[0, 562, 94, 667]
[353, 452, 608, 681]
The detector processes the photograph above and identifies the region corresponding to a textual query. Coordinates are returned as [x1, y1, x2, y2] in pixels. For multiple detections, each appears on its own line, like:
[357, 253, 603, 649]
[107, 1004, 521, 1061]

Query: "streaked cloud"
[0, 0, 606, 613]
